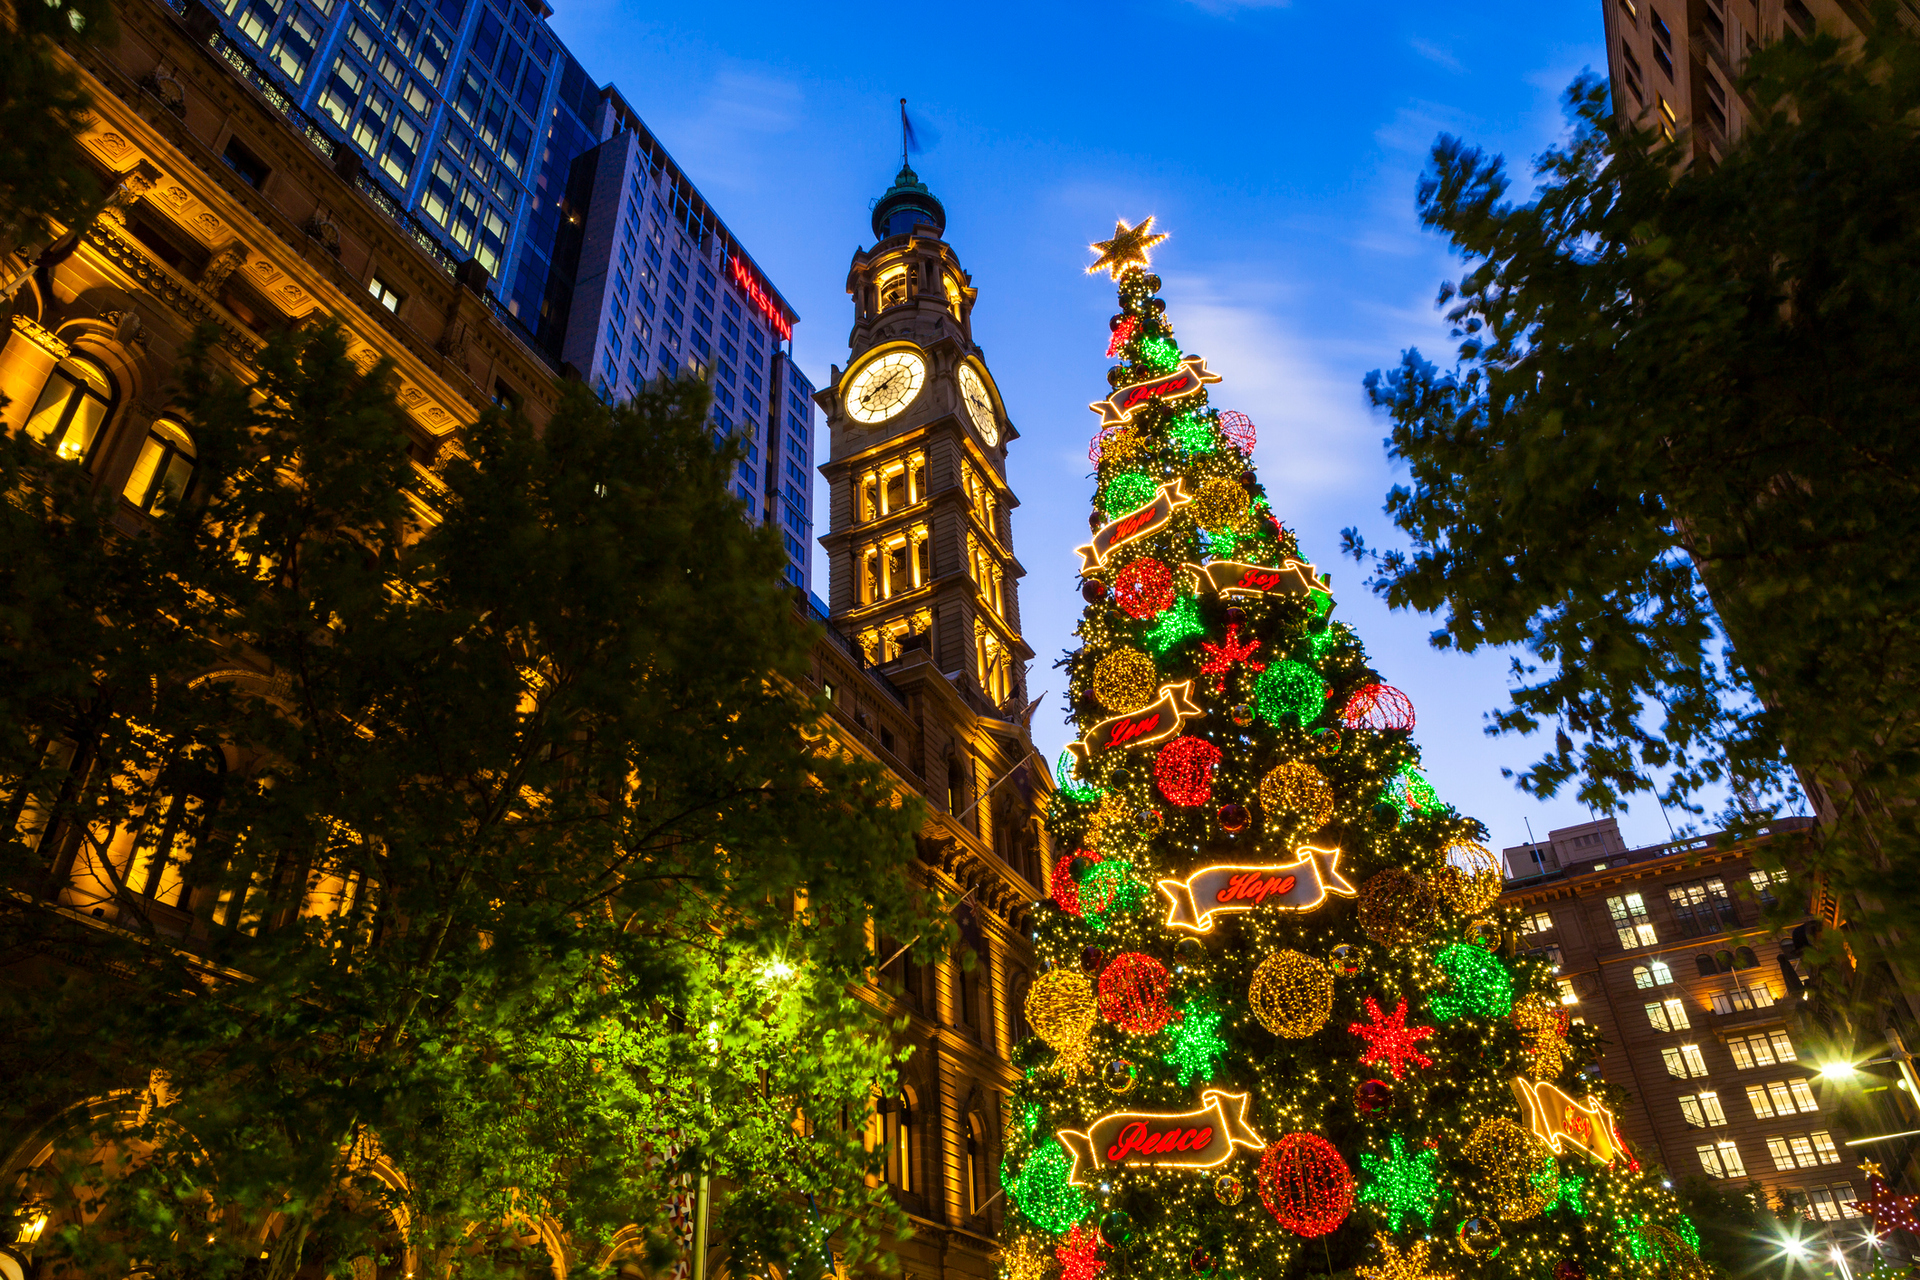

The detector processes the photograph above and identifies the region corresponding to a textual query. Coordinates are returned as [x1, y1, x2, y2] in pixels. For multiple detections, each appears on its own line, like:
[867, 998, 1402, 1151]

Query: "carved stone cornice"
[10, 314, 70, 361]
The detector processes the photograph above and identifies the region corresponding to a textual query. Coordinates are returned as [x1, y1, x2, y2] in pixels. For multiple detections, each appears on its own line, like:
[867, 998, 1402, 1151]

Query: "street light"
[1819, 1060, 1859, 1081]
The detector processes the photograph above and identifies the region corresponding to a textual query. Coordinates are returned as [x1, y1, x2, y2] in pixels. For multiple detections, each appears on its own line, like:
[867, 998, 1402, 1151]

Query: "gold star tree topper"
[1087, 216, 1168, 279]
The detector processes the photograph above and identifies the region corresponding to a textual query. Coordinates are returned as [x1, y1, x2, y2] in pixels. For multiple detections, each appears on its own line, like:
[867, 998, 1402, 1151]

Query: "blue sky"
[548, 0, 1705, 855]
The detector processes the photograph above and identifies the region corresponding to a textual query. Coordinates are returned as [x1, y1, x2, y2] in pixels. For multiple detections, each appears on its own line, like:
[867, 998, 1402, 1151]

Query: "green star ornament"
[1162, 1003, 1230, 1085]
[1357, 1133, 1444, 1231]
[1142, 594, 1206, 654]
[1545, 1170, 1588, 1216]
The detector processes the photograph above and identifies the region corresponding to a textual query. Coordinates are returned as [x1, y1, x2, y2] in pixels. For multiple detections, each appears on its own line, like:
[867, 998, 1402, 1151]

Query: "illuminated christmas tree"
[999, 221, 1709, 1280]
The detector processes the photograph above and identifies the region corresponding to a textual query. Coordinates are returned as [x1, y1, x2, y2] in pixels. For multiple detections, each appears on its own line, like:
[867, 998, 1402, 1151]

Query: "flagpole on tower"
[899, 98, 909, 167]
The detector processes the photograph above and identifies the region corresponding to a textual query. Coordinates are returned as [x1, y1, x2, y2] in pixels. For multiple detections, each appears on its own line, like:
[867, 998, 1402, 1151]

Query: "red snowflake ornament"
[1198, 623, 1267, 694]
[1057, 1224, 1105, 1280]
[1347, 996, 1435, 1080]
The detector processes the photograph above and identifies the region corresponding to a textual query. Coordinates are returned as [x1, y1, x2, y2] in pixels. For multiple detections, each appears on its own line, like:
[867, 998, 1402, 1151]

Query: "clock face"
[846, 349, 927, 424]
[958, 364, 999, 447]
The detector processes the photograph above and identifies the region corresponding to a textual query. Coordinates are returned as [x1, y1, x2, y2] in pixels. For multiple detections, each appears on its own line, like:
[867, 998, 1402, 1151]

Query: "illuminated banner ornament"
[1155, 846, 1357, 933]
[1087, 356, 1223, 431]
[1511, 1077, 1631, 1167]
[1075, 479, 1191, 574]
[1181, 557, 1331, 603]
[1056, 1089, 1266, 1185]
[1066, 680, 1202, 767]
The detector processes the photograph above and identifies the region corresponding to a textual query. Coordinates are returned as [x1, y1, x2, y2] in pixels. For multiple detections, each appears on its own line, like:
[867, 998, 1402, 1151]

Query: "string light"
[1357, 1134, 1443, 1231]
[1347, 997, 1435, 1080]
[1050, 851, 1097, 914]
[1114, 557, 1176, 619]
[1358, 870, 1439, 946]
[1198, 623, 1266, 693]
[1511, 994, 1574, 1079]
[1255, 660, 1327, 725]
[1097, 952, 1174, 1033]
[1341, 682, 1416, 731]
[1080, 861, 1146, 931]
[1355, 1235, 1451, 1280]
[1154, 735, 1222, 807]
[1249, 949, 1334, 1038]
[1026, 970, 1098, 1050]
[1464, 1117, 1554, 1220]
[1092, 648, 1160, 712]
[1168, 410, 1215, 454]
[1190, 477, 1253, 532]
[1055, 1224, 1104, 1280]
[1259, 761, 1335, 829]
[1257, 1134, 1353, 1238]
[1105, 315, 1140, 359]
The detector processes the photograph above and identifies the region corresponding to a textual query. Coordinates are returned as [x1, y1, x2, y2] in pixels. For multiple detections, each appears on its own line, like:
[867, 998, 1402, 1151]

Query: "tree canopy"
[1351, 13, 1920, 942]
[0, 323, 936, 1280]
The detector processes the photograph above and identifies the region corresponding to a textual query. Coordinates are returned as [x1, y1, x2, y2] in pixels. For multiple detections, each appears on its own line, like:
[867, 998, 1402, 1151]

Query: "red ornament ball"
[1154, 735, 1222, 808]
[1340, 682, 1416, 732]
[1257, 1133, 1353, 1238]
[1218, 410, 1257, 455]
[1114, 558, 1176, 619]
[1082, 578, 1108, 605]
[1097, 951, 1174, 1034]
[1218, 802, 1248, 832]
[1355, 1079, 1393, 1114]
[1553, 1263, 1586, 1280]
[1050, 851, 1102, 915]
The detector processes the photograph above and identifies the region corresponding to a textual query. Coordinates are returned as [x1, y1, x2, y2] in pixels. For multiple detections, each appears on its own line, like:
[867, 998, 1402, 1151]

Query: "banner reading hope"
[1155, 846, 1357, 933]
[1075, 479, 1191, 574]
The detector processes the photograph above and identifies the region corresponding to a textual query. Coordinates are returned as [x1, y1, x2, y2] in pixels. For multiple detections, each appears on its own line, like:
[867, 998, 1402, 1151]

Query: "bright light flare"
[1819, 1060, 1860, 1081]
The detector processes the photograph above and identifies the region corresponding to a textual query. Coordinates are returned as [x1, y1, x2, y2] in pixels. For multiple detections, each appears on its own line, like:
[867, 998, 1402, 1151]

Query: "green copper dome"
[871, 164, 946, 240]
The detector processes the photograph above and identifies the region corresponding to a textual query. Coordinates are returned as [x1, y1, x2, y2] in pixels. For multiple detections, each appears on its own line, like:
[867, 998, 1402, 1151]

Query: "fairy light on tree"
[996, 219, 1705, 1280]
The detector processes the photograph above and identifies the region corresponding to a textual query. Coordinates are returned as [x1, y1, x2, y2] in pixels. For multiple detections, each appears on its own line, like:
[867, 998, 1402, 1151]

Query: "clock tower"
[817, 165, 1031, 715]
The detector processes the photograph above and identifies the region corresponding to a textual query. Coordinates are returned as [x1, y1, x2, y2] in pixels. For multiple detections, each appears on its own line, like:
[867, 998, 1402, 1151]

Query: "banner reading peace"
[1065, 680, 1202, 768]
[1075, 479, 1191, 574]
[1155, 846, 1358, 933]
[1087, 356, 1223, 431]
[1055, 1089, 1265, 1185]
[1181, 557, 1331, 604]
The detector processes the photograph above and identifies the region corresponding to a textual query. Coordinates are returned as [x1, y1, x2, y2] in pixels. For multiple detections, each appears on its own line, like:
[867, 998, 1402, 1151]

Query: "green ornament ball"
[1007, 1140, 1091, 1233]
[1101, 471, 1158, 520]
[1099, 1209, 1134, 1246]
[1255, 660, 1328, 727]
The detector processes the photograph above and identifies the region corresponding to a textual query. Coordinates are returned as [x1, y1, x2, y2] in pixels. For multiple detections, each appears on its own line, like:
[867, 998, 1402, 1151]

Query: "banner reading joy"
[1511, 1076, 1630, 1167]
[1065, 680, 1203, 767]
[1075, 479, 1191, 574]
[1181, 557, 1330, 604]
[1155, 846, 1358, 933]
[1056, 1089, 1265, 1186]
[1087, 356, 1223, 431]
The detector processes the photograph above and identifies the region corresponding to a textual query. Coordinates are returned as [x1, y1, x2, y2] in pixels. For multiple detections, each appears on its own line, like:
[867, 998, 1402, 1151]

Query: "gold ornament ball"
[1083, 792, 1131, 852]
[1092, 648, 1160, 713]
[1189, 478, 1254, 532]
[1026, 969, 1098, 1051]
[1433, 840, 1502, 914]
[999, 1237, 1058, 1280]
[1259, 761, 1335, 830]
[1213, 1173, 1244, 1205]
[1456, 1217, 1502, 1258]
[1358, 869, 1439, 947]
[1464, 1116, 1554, 1221]
[1248, 949, 1334, 1038]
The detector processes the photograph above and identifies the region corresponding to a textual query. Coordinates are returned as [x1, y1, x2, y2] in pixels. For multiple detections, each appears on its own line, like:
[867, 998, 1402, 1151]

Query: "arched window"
[1632, 965, 1652, 989]
[24, 355, 116, 465]
[1734, 945, 1759, 970]
[123, 418, 198, 515]
[1010, 969, 1030, 1043]
[1649, 959, 1673, 985]
[965, 1112, 988, 1216]
[890, 1087, 915, 1191]
[957, 951, 979, 1030]
[944, 274, 963, 319]
[1696, 953, 1720, 977]
[129, 746, 225, 910]
[877, 266, 908, 310]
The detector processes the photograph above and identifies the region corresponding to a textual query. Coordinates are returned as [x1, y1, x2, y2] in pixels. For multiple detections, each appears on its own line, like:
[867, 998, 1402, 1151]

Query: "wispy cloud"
[1180, 0, 1291, 12]
[646, 67, 807, 194]
[1409, 37, 1464, 71]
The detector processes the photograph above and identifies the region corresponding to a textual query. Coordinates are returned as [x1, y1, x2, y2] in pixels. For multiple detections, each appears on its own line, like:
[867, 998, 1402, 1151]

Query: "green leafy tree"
[995, 230, 1704, 1280]
[0, 0, 115, 258]
[0, 322, 935, 1280]
[1351, 14, 1920, 942]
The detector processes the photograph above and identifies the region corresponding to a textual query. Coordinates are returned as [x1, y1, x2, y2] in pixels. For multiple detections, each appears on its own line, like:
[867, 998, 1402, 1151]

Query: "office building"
[170, 0, 815, 585]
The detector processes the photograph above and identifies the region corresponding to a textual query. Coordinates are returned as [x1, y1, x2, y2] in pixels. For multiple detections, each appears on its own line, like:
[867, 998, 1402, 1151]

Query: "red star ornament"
[1198, 623, 1267, 694]
[1857, 1165, 1920, 1235]
[1057, 1223, 1106, 1280]
[1348, 996, 1435, 1080]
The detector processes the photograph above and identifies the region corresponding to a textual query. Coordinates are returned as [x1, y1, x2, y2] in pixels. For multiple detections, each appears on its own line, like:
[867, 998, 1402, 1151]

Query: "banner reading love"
[1155, 846, 1357, 933]
[1181, 557, 1331, 604]
[1086, 355, 1223, 431]
[1065, 680, 1203, 767]
[1055, 1089, 1266, 1186]
[1075, 479, 1191, 574]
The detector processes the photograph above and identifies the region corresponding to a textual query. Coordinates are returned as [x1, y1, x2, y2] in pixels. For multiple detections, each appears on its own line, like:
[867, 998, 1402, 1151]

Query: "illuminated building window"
[1696, 1140, 1745, 1179]
[1669, 876, 1738, 936]
[1709, 983, 1775, 1014]
[1748, 1079, 1818, 1118]
[1750, 866, 1789, 904]
[122, 419, 198, 517]
[1663, 1044, 1708, 1079]
[1656, 94, 1677, 141]
[126, 746, 226, 910]
[1768, 1131, 1841, 1170]
[1521, 911, 1554, 934]
[25, 355, 116, 467]
[1633, 960, 1675, 988]
[1645, 997, 1690, 1032]
[1803, 1184, 1861, 1221]
[1727, 1030, 1795, 1069]
[1651, 10, 1674, 76]
[1678, 1091, 1727, 1128]
[945, 273, 963, 319]
[877, 265, 908, 310]
[1607, 892, 1658, 948]
[1556, 978, 1578, 1006]
[369, 272, 403, 312]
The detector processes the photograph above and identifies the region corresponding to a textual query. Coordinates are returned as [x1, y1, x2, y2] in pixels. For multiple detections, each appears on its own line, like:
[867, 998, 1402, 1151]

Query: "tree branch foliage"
[1351, 13, 1920, 931]
[0, 323, 935, 1280]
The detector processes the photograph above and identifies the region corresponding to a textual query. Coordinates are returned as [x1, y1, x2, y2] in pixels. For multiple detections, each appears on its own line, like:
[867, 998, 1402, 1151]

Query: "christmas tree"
[999, 221, 1710, 1280]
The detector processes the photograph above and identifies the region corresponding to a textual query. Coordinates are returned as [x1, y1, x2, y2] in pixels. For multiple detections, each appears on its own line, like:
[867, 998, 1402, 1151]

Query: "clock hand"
[864, 370, 906, 406]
